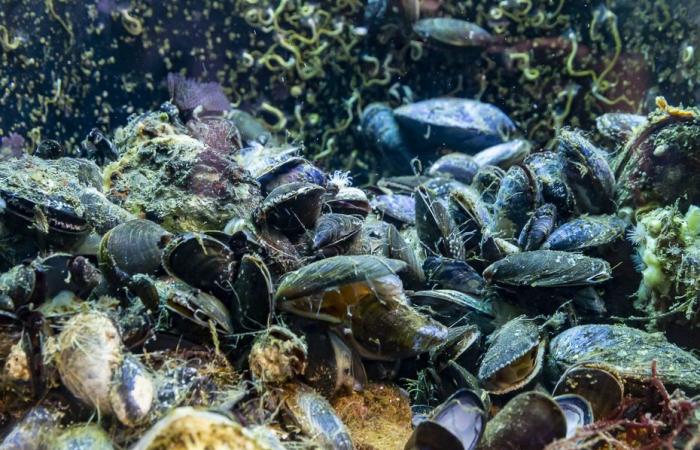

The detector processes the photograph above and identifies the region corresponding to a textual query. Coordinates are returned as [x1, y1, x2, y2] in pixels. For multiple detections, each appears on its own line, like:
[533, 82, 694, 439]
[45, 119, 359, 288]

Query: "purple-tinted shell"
[394, 98, 516, 154]
[428, 152, 479, 184]
[372, 194, 415, 225]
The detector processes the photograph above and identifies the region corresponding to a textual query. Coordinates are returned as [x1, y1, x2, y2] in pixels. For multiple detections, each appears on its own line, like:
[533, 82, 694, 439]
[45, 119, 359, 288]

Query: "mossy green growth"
[633, 204, 700, 327]
[105, 110, 261, 232]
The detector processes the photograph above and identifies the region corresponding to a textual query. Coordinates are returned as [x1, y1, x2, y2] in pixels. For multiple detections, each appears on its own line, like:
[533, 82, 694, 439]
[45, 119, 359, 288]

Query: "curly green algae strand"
[315, 91, 360, 161]
[260, 102, 288, 132]
[120, 9, 144, 36]
[0, 25, 21, 52]
[45, 0, 75, 46]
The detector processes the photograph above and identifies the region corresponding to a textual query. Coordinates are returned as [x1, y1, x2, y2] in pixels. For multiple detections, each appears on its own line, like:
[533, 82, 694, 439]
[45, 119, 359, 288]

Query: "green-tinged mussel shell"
[476, 391, 566, 450]
[275, 255, 407, 302]
[547, 324, 700, 395]
[483, 250, 612, 288]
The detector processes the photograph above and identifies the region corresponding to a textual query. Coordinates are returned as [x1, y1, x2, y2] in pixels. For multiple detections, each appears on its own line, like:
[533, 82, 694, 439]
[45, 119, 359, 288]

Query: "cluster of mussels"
[0, 90, 699, 450]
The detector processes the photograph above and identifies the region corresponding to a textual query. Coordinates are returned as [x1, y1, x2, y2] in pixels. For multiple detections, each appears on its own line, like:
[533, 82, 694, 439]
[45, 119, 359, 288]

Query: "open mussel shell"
[541, 214, 627, 252]
[410, 289, 493, 329]
[448, 188, 493, 251]
[312, 213, 363, 256]
[155, 278, 233, 335]
[551, 365, 624, 421]
[476, 391, 567, 450]
[614, 105, 700, 209]
[429, 324, 482, 371]
[351, 295, 449, 360]
[302, 323, 366, 397]
[557, 128, 616, 215]
[554, 394, 594, 438]
[477, 317, 544, 395]
[99, 219, 172, 284]
[231, 253, 273, 332]
[275, 255, 407, 322]
[283, 384, 353, 450]
[548, 324, 700, 395]
[406, 389, 486, 450]
[472, 165, 505, 205]
[256, 181, 325, 233]
[483, 250, 612, 288]
[161, 232, 235, 300]
[416, 185, 465, 259]
[326, 185, 373, 217]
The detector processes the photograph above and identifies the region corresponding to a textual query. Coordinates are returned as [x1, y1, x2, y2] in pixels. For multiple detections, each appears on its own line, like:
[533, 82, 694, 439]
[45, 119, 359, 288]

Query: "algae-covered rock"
[105, 108, 261, 232]
[631, 204, 700, 335]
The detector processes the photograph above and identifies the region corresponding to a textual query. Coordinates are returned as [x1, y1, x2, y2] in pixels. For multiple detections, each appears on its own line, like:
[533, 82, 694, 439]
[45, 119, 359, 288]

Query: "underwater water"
[0, 0, 700, 448]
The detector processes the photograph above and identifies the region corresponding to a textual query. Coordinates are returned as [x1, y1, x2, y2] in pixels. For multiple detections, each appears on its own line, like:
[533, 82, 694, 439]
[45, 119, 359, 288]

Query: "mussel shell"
[284, 385, 353, 450]
[595, 112, 647, 143]
[524, 152, 575, 218]
[361, 103, 415, 174]
[99, 219, 172, 284]
[552, 365, 623, 421]
[517, 203, 557, 251]
[428, 152, 479, 184]
[413, 18, 494, 47]
[614, 108, 700, 209]
[448, 188, 493, 251]
[275, 255, 406, 302]
[557, 129, 615, 214]
[406, 389, 486, 450]
[156, 278, 233, 335]
[302, 325, 366, 397]
[423, 257, 485, 296]
[349, 220, 425, 289]
[429, 325, 482, 371]
[51, 424, 114, 450]
[483, 250, 612, 288]
[231, 253, 273, 332]
[410, 289, 493, 328]
[78, 187, 136, 234]
[477, 317, 543, 395]
[131, 407, 279, 450]
[471, 165, 505, 204]
[161, 232, 236, 300]
[492, 165, 541, 239]
[416, 185, 465, 259]
[542, 214, 627, 252]
[0, 406, 62, 449]
[109, 354, 154, 427]
[249, 326, 307, 384]
[394, 98, 516, 154]
[351, 295, 448, 360]
[372, 194, 416, 226]
[476, 392, 566, 450]
[473, 139, 531, 169]
[548, 324, 700, 395]
[257, 156, 325, 195]
[256, 181, 325, 233]
[326, 186, 372, 217]
[0, 262, 37, 310]
[312, 213, 363, 256]
[553, 394, 594, 437]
